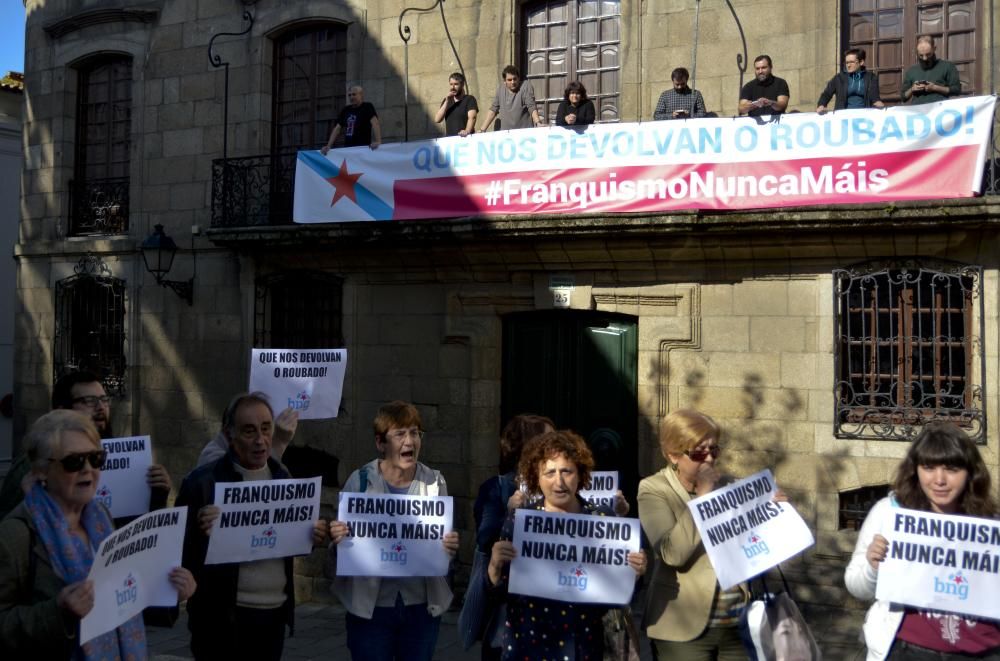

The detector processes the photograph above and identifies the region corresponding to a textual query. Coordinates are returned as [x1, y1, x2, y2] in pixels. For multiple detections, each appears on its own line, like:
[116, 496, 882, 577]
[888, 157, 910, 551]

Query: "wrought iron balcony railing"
[211, 153, 297, 227]
[69, 177, 129, 235]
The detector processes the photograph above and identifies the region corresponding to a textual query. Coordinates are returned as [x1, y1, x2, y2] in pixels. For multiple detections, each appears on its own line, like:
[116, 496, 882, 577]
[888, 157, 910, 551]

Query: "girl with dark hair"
[555, 81, 596, 127]
[845, 422, 1000, 660]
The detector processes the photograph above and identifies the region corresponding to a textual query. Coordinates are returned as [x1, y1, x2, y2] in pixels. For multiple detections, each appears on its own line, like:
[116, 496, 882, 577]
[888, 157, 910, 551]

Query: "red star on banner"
[326, 160, 363, 207]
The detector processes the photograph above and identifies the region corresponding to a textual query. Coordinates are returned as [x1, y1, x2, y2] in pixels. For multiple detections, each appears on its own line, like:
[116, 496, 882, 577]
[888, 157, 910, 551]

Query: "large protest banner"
[205, 477, 321, 564]
[248, 348, 347, 420]
[95, 435, 153, 519]
[578, 471, 618, 510]
[336, 493, 453, 577]
[509, 509, 640, 605]
[875, 506, 1000, 620]
[687, 469, 814, 589]
[80, 507, 187, 643]
[294, 96, 995, 223]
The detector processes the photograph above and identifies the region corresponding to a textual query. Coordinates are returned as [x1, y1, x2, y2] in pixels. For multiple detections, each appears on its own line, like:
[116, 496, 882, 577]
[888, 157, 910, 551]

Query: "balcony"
[69, 177, 129, 236]
[211, 153, 297, 227]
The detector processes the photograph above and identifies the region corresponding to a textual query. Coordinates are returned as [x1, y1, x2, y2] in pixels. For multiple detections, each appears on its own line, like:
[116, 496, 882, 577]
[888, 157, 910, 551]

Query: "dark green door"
[501, 310, 639, 501]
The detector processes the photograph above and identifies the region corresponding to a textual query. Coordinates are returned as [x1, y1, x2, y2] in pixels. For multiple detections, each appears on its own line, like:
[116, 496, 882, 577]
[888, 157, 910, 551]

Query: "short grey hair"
[25, 409, 100, 473]
[222, 392, 274, 439]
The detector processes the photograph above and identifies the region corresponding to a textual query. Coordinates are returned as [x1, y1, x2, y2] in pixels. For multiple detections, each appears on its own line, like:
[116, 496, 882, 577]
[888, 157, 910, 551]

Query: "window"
[839, 484, 890, 530]
[71, 56, 132, 235]
[521, 0, 621, 123]
[269, 24, 347, 223]
[255, 272, 344, 349]
[54, 257, 127, 397]
[833, 259, 985, 441]
[842, 0, 979, 104]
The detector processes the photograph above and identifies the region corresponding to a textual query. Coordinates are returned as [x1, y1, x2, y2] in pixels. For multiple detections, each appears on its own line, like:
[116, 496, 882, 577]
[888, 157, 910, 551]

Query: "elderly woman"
[846, 422, 1000, 660]
[488, 430, 647, 660]
[638, 409, 749, 660]
[0, 410, 195, 658]
[329, 400, 460, 661]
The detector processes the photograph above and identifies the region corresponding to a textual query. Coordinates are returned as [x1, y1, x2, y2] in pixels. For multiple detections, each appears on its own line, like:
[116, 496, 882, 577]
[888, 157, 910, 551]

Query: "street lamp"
[141, 224, 194, 305]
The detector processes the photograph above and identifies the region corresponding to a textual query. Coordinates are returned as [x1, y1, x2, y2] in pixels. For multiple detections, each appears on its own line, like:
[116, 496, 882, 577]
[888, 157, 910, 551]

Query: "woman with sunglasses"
[329, 400, 460, 661]
[846, 422, 1000, 660]
[0, 410, 195, 658]
[638, 409, 749, 660]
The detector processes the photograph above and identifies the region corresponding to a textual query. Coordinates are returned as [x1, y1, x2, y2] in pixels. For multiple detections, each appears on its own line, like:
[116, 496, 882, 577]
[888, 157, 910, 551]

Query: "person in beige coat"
[638, 409, 748, 660]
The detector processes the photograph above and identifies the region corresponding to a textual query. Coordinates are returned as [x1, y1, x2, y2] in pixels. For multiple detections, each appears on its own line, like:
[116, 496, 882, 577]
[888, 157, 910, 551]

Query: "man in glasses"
[176, 392, 327, 661]
[816, 48, 884, 113]
[902, 34, 961, 105]
[0, 371, 171, 519]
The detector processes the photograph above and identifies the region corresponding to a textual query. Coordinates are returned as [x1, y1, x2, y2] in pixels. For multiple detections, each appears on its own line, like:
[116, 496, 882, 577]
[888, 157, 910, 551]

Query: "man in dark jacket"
[816, 48, 884, 113]
[176, 392, 325, 661]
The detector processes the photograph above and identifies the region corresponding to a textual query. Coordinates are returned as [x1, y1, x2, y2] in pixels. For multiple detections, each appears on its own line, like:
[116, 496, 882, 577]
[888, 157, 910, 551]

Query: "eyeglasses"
[72, 395, 111, 408]
[50, 450, 107, 472]
[385, 429, 425, 441]
[684, 446, 722, 462]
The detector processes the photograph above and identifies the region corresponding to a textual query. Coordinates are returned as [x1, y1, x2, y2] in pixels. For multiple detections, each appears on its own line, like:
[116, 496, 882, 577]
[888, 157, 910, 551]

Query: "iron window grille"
[838, 484, 890, 531]
[833, 259, 985, 442]
[54, 256, 128, 397]
[71, 56, 132, 236]
[255, 272, 344, 349]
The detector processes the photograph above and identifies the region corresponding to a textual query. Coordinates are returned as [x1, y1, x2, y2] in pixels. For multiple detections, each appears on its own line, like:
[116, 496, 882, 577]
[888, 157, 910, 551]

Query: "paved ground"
[148, 596, 867, 660]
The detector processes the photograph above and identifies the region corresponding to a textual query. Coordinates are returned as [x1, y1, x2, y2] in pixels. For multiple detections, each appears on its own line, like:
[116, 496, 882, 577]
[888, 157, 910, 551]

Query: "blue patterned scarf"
[24, 482, 148, 661]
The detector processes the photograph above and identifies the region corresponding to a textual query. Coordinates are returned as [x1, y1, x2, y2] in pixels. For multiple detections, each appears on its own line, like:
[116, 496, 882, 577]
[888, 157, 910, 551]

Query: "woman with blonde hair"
[638, 409, 748, 660]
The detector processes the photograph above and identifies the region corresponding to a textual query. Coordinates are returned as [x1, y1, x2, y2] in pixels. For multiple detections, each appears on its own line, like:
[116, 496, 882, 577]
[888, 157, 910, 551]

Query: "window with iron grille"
[833, 259, 985, 442]
[839, 484, 890, 530]
[841, 0, 979, 104]
[54, 259, 127, 397]
[71, 55, 132, 235]
[520, 0, 621, 124]
[255, 272, 344, 349]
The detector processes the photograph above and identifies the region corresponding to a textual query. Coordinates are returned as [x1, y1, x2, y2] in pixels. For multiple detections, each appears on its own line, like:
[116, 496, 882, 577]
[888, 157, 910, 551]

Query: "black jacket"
[176, 451, 295, 655]
[817, 70, 881, 110]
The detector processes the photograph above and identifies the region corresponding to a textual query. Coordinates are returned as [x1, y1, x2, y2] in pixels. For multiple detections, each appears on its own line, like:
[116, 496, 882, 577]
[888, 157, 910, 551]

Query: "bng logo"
[934, 571, 970, 601]
[557, 564, 589, 592]
[288, 391, 311, 411]
[251, 526, 278, 549]
[742, 531, 770, 559]
[95, 484, 112, 510]
[381, 541, 408, 565]
[116, 573, 138, 608]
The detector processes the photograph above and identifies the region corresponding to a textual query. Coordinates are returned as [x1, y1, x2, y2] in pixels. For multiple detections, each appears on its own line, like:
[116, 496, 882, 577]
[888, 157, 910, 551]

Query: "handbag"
[739, 566, 822, 661]
[602, 607, 641, 661]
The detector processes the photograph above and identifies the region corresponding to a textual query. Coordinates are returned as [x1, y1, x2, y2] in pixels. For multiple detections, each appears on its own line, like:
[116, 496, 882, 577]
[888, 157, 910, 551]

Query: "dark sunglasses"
[684, 446, 722, 462]
[50, 450, 107, 472]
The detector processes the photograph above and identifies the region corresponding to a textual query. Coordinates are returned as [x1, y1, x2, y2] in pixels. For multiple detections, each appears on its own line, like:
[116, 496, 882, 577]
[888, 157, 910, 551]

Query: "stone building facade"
[14, 0, 1000, 611]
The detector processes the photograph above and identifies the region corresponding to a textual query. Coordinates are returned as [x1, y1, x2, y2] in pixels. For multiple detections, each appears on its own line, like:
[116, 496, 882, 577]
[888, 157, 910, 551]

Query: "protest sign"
[875, 506, 1000, 620]
[687, 469, 814, 589]
[295, 96, 996, 222]
[336, 493, 453, 577]
[96, 435, 153, 519]
[578, 471, 618, 510]
[205, 477, 321, 564]
[248, 348, 348, 420]
[508, 509, 640, 605]
[80, 506, 187, 643]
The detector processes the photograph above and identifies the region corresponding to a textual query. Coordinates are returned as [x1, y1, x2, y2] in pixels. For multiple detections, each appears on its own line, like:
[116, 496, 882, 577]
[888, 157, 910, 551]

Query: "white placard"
[205, 477, 321, 564]
[336, 493, 453, 577]
[248, 348, 348, 420]
[509, 509, 640, 605]
[578, 471, 618, 510]
[875, 505, 1000, 620]
[96, 436, 153, 519]
[687, 469, 814, 589]
[80, 507, 187, 643]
